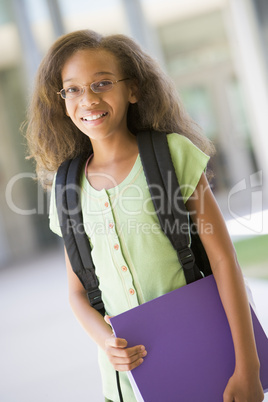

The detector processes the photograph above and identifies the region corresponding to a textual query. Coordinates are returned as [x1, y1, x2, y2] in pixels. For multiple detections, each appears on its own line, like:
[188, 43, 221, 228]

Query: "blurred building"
[0, 0, 267, 265]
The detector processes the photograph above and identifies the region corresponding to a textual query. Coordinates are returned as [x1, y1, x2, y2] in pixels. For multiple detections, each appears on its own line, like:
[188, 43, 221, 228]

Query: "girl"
[26, 30, 264, 402]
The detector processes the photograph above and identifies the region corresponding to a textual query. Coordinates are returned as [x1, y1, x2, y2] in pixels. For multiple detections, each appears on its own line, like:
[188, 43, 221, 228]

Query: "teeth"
[83, 112, 107, 121]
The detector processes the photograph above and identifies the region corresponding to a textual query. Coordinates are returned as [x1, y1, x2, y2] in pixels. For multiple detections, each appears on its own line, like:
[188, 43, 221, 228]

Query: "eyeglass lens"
[61, 80, 115, 99]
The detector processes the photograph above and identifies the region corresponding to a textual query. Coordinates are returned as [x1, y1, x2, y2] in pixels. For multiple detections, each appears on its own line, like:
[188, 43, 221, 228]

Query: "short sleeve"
[48, 173, 62, 237]
[167, 133, 210, 203]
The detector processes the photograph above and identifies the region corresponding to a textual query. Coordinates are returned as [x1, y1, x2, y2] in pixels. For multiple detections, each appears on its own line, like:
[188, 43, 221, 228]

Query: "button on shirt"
[49, 133, 210, 401]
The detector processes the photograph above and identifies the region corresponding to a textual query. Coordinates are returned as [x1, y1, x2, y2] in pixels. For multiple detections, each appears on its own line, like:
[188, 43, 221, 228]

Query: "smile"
[81, 112, 108, 121]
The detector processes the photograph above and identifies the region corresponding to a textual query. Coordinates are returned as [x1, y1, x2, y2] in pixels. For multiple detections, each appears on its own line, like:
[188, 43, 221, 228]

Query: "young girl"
[26, 29, 264, 402]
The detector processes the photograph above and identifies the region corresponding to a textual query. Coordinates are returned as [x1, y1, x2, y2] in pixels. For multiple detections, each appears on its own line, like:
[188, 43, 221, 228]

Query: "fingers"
[109, 349, 147, 372]
[115, 358, 144, 372]
[105, 335, 147, 372]
[105, 335, 128, 349]
[104, 315, 147, 371]
[104, 315, 112, 325]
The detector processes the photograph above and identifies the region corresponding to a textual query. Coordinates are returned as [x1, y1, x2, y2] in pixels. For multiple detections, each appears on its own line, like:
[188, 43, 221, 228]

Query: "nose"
[79, 86, 100, 106]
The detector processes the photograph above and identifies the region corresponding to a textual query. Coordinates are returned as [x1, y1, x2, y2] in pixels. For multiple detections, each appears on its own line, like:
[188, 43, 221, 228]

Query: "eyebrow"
[63, 71, 116, 83]
[94, 71, 116, 77]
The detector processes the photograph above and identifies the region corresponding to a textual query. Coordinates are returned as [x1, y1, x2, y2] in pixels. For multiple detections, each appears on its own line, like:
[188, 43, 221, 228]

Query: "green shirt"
[49, 133, 210, 401]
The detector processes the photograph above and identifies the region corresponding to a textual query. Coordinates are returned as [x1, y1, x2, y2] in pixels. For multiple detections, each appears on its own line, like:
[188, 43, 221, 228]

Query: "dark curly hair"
[25, 29, 214, 188]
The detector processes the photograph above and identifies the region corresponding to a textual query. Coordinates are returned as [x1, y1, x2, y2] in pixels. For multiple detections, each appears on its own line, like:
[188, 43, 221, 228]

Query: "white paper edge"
[127, 371, 145, 402]
[110, 323, 144, 401]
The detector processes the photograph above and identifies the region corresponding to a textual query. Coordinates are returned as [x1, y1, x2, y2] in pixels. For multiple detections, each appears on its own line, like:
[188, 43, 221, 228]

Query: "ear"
[128, 80, 139, 104]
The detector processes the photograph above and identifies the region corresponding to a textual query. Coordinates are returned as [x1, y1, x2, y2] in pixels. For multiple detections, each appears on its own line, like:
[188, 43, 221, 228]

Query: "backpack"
[55, 130, 212, 316]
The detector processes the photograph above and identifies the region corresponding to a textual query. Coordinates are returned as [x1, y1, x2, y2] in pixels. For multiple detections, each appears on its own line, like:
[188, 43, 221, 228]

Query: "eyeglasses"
[57, 78, 130, 100]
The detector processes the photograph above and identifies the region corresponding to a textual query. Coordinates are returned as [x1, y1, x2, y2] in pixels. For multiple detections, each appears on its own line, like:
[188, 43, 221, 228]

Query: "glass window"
[179, 86, 217, 140]
[0, 0, 14, 25]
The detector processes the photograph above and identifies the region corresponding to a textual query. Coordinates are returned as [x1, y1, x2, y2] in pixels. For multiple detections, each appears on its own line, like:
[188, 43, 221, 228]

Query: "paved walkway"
[0, 248, 103, 402]
[0, 247, 267, 402]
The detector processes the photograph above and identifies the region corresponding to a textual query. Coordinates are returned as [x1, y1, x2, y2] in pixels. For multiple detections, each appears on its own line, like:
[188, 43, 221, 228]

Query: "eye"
[65, 85, 81, 94]
[92, 80, 113, 92]
[98, 80, 112, 87]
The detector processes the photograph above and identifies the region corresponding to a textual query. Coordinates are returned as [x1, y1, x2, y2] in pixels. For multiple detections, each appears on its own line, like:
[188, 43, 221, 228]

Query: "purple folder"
[110, 275, 268, 402]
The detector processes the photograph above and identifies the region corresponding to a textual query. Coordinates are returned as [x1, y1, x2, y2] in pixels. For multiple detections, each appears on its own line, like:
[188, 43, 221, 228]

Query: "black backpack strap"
[137, 131, 207, 284]
[55, 152, 105, 316]
[151, 132, 211, 277]
[151, 131, 211, 281]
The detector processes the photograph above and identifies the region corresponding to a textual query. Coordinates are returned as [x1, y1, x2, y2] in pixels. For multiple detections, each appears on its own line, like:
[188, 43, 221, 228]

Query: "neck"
[90, 131, 138, 166]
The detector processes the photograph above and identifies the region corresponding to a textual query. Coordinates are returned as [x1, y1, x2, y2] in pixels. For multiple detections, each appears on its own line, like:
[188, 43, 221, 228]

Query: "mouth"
[81, 112, 108, 122]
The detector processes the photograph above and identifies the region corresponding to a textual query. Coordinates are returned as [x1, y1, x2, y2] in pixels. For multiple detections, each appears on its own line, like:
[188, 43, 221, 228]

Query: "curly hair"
[25, 29, 215, 188]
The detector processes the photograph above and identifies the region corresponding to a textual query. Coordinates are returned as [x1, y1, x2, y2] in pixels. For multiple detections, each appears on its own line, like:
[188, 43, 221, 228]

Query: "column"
[225, 0, 268, 191]
[120, 0, 165, 66]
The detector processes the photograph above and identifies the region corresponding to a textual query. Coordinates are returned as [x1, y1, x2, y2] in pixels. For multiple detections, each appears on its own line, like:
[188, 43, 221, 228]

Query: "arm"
[64, 248, 146, 371]
[186, 173, 264, 402]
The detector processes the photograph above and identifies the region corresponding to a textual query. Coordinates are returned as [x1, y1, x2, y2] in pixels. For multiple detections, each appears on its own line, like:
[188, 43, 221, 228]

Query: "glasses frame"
[57, 78, 130, 100]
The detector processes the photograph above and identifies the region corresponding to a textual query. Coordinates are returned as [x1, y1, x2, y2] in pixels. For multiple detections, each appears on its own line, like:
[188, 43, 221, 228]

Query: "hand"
[223, 369, 264, 402]
[104, 315, 147, 372]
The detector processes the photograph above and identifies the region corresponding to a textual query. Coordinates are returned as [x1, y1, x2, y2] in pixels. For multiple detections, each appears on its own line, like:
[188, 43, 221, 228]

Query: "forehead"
[61, 49, 121, 82]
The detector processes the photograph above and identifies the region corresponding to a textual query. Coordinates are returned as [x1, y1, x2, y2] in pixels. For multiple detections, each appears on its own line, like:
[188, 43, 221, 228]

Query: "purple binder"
[110, 275, 268, 402]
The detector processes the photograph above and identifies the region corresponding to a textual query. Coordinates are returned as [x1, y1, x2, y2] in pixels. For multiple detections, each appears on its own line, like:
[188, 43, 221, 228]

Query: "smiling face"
[61, 49, 137, 142]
